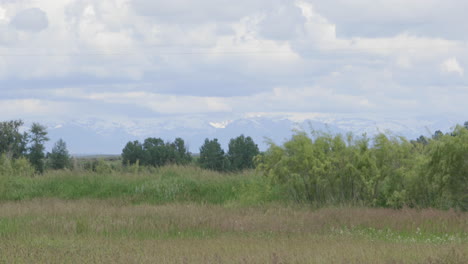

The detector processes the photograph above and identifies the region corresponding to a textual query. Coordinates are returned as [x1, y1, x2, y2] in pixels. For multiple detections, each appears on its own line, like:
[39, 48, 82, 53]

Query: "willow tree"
[425, 126, 468, 210]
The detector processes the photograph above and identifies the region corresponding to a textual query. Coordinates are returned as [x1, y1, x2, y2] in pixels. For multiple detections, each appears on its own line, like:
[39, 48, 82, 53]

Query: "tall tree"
[199, 138, 227, 171]
[28, 123, 49, 173]
[170, 137, 192, 165]
[122, 140, 147, 166]
[425, 126, 468, 210]
[0, 120, 28, 159]
[48, 139, 71, 170]
[227, 135, 259, 171]
[143, 138, 167, 167]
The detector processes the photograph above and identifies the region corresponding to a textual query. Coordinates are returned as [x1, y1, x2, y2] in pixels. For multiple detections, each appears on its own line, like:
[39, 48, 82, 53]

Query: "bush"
[0, 154, 35, 177]
[256, 127, 467, 210]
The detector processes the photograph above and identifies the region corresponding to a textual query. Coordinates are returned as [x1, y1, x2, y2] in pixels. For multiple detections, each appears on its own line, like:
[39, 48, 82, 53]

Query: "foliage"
[256, 125, 468, 210]
[198, 138, 228, 172]
[423, 126, 468, 210]
[169, 138, 192, 165]
[122, 138, 192, 167]
[0, 120, 28, 159]
[0, 120, 49, 173]
[28, 123, 49, 173]
[122, 140, 147, 166]
[47, 139, 71, 170]
[2, 118, 467, 211]
[143, 137, 167, 167]
[227, 135, 259, 171]
[0, 154, 35, 177]
[0, 165, 262, 205]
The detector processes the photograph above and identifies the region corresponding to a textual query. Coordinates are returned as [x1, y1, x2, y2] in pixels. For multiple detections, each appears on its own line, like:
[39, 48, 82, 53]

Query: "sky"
[1, 0, 467, 129]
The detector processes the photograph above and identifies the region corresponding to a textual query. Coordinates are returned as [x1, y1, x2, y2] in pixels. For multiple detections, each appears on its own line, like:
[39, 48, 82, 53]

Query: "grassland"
[0, 166, 467, 263]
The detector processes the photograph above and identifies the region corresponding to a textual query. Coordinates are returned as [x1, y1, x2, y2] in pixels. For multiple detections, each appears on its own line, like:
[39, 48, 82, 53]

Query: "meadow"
[0, 166, 467, 263]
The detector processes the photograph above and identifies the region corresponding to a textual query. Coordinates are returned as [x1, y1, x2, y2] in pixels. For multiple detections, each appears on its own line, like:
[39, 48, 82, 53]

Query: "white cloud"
[0, 6, 7, 21]
[0, 0, 467, 126]
[307, 0, 468, 39]
[440, 57, 464, 76]
[0, 99, 66, 119]
[87, 92, 232, 114]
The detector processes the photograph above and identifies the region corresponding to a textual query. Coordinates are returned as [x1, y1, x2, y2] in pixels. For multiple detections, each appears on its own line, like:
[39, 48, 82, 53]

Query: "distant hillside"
[42, 115, 463, 155]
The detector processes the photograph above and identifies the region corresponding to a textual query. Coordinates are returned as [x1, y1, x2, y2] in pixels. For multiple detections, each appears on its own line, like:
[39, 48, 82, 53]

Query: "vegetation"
[0, 119, 467, 210]
[197, 135, 260, 172]
[256, 126, 468, 211]
[0, 200, 466, 263]
[198, 138, 228, 172]
[122, 137, 192, 167]
[0, 166, 272, 205]
[47, 139, 72, 170]
[0, 119, 467, 262]
[227, 134, 259, 171]
[0, 120, 69, 173]
[27, 123, 49, 173]
[0, 120, 28, 159]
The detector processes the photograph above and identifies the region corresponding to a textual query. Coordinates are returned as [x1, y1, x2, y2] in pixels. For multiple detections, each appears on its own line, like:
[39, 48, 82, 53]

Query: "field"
[0, 166, 467, 263]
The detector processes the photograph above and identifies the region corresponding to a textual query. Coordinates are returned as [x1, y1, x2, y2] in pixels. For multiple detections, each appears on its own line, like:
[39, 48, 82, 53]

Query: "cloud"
[307, 0, 468, 39]
[0, 99, 66, 119]
[87, 92, 232, 114]
[258, 3, 305, 40]
[130, 0, 272, 23]
[0, 0, 468, 127]
[0, 6, 7, 21]
[10, 8, 49, 32]
[441, 58, 464, 76]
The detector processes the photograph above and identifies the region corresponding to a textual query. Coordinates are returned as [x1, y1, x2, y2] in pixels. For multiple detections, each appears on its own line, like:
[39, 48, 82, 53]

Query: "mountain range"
[39, 114, 465, 155]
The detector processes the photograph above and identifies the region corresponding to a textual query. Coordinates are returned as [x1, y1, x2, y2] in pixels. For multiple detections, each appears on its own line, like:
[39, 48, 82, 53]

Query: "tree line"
[122, 135, 259, 172]
[0, 120, 71, 173]
[0, 119, 260, 173]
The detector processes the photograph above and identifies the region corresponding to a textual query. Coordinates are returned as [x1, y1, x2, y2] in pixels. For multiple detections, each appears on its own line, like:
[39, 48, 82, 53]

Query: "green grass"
[0, 200, 466, 263]
[0, 166, 467, 263]
[0, 166, 281, 205]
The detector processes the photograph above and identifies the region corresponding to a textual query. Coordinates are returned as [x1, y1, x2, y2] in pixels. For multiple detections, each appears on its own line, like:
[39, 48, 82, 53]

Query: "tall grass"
[0, 165, 282, 205]
[1, 165, 467, 263]
[0, 200, 466, 263]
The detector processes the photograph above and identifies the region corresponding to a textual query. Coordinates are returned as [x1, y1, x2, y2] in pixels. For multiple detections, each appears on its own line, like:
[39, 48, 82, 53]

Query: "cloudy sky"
[1, 0, 467, 126]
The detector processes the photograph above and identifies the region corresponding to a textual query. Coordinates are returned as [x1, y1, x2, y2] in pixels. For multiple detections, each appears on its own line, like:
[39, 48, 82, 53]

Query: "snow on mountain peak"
[209, 120, 232, 129]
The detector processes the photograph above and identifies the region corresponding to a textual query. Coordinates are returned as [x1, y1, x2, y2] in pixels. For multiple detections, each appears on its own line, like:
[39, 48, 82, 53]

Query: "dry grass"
[0, 199, 466, 263]
[2, 236, 466, 264]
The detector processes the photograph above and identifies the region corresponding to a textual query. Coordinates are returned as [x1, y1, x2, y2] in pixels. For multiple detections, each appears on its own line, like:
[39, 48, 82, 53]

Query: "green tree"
[122, 140, 147, 166]
[425, 126, 468, 210]
[28, 123, 49, 173]
[256, 131, 420, 207]
[48, 139, 71, 170]
[0, 120, 28, 159]
[143, 138, 167, 167]
[169, 137, 192, 165]
[256, 132, 328, 203]
[227, 135, 259, 171]
[122, 137, 192, 167]
[199, 138, 227, 171]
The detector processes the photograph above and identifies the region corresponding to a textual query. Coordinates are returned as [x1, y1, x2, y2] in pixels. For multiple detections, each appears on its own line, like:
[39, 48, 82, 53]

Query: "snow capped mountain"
[209, 120, 233, 129]
[41, 114, 465, 155]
